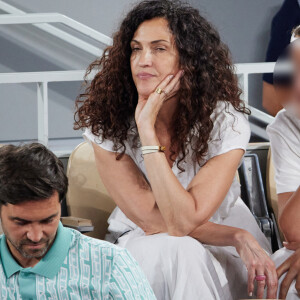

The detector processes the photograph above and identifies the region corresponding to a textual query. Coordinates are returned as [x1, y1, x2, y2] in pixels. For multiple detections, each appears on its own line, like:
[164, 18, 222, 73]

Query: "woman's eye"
[155, 48, 166, 52]
[131, 48, 141, 52]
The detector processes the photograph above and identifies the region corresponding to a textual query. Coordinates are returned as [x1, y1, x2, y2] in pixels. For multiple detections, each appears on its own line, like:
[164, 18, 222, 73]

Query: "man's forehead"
[2, 196, 60, 221]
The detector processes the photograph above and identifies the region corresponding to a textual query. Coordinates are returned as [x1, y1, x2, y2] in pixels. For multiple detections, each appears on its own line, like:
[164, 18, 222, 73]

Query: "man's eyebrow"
[131, 39, 169, 44]
[9, 212, 59, 223]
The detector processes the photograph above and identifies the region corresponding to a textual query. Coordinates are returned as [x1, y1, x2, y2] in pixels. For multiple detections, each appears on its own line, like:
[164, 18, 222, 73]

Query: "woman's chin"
[136, 88, 153, 99]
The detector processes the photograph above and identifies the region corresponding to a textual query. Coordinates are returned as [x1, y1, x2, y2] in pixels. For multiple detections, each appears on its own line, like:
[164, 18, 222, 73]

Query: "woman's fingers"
[162, 70, 183, 95]
[247, 264, 256, 297]
[296, 273, 300, 296]
[279, 267, 298, 299]
[153, 69, 183, 99]
[246, 252, 277, 299]
[265, 262, 278, 299]
[163, 79, 181, 102]
[277, 257, 292, 279]
[284, 241, 300, 251]
[256, 267, 266, 299]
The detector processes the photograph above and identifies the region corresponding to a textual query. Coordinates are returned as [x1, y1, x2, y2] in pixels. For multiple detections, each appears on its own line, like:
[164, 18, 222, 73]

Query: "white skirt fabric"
[272, 248, 300, 300]
[113, 198, 271, 300]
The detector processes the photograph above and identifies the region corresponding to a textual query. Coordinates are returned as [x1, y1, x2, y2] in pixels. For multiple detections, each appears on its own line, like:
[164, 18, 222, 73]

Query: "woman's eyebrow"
[131, 40, 140, 44]
[151, 39, 169, 44]
[131, 39, 169, 44]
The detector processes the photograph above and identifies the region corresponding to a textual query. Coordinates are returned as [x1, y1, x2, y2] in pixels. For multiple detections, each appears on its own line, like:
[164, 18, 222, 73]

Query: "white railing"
[0, 70, 94, 147]
[0, 1, 112, 57]
[235, 62, 276, 140]
[0, 62, 275, 148]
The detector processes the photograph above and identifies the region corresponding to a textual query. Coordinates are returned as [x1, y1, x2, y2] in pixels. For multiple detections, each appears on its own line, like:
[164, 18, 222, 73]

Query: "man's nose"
[26, 225, 43, 243]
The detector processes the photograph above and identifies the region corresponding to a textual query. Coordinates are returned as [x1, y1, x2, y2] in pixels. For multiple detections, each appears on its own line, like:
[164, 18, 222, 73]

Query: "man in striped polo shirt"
[0, 143, 155, 299]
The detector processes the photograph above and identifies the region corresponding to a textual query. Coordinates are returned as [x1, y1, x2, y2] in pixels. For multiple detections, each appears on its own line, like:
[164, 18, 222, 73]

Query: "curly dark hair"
[74, 0, 250, 171]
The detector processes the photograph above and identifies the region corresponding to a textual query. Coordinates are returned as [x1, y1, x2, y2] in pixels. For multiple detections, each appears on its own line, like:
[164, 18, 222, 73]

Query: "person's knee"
[125, 234, 205, 263]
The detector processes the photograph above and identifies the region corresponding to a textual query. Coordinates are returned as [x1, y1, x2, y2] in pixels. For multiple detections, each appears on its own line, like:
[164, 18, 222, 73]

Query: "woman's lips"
[137, 73, 155, 80]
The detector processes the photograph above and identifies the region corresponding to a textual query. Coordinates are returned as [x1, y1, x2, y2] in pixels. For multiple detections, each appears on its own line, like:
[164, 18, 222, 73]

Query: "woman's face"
[130, 18, 180, 98]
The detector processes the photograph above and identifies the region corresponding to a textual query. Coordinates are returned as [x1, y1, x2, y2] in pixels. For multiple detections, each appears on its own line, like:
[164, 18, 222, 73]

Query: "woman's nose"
[26, 225, 43, 243]
[138, 49, 153, 67]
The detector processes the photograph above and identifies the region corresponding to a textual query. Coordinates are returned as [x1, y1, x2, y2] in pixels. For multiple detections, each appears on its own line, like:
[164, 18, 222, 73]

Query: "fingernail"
[283, 241, 288, 245]
[168, 75, 174, 80]
[249, 292, 253, 297]
[181, 70, 185, 76]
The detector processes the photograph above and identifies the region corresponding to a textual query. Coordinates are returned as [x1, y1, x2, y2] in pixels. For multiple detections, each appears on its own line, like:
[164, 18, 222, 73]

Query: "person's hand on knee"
[277, 243, 300, 299]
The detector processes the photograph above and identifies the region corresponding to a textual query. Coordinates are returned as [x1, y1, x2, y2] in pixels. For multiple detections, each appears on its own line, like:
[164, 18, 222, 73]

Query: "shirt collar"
[1, 222, 73, 279]
[0, 234, 22, 278]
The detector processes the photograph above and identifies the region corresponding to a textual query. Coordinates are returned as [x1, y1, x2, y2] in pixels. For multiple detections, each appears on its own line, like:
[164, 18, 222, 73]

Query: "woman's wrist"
[137, 125, 159, 146]
[232, 228, 253, 252]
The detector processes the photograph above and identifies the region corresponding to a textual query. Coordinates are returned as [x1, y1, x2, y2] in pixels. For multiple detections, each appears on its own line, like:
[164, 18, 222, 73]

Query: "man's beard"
[12, 239, 50, 258]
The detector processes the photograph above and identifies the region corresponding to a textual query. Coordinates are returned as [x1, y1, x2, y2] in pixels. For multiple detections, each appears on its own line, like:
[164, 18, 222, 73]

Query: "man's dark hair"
[0, 143, 68, 206]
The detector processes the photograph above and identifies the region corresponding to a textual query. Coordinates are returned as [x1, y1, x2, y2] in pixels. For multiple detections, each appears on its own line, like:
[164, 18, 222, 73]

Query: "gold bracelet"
[141, 145, 166, 155]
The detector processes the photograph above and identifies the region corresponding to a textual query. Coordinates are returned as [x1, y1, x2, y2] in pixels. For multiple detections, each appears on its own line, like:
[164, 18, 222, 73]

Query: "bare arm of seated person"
[93, 143, 277, 299]
[278, 187, 300, 243]
[92, 142, 166, 235]
[93, 141, 242, 236]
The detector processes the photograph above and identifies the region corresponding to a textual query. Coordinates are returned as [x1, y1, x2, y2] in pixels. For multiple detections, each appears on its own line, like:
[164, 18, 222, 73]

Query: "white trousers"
[118, 230, 251, 300]
[115, 199, 271, 300]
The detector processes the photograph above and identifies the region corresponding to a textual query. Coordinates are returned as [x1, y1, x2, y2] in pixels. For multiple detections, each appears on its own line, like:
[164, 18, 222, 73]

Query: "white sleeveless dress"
[84, 101, 271, 300]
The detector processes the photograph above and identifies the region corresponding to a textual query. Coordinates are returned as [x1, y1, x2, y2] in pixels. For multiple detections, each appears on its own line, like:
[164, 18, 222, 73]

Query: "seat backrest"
[266, 148, 279, 221]
[66, 142, 116, 239]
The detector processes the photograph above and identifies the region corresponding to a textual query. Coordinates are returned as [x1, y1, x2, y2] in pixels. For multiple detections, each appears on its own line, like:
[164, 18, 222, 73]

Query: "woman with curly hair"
[75, 0, 277, 298]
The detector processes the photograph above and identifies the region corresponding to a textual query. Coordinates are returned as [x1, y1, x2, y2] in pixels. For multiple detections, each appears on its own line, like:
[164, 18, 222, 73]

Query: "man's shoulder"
[68, 228, 127, 257]
[267, 109, 299, 135]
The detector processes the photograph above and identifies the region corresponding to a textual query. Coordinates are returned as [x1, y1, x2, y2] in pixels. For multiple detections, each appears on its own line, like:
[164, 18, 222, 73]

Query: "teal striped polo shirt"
[0, 222, 156, 299]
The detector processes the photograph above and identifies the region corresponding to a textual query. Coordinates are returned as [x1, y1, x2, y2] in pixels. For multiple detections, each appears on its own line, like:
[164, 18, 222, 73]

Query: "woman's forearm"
[139, 129, 199, 236]
[280, 186, 300, 242]
[189, 221, 249, 248]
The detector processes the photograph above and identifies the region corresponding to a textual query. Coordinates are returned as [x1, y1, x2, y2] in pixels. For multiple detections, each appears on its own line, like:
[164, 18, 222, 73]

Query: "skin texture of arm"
[278, 187, 300, 242]
[92, 143, 167, 235]
[262, 81, 283, 116]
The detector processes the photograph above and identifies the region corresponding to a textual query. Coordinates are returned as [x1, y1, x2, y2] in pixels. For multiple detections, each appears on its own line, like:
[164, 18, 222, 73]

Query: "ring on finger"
[155, 87, 163, 94]
[255, 275, 267, 281]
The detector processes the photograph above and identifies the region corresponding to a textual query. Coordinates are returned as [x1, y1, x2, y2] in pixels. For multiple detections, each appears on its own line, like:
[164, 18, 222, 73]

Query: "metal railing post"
[243, 73, 249, 104]
[37, 82, 49, 146]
